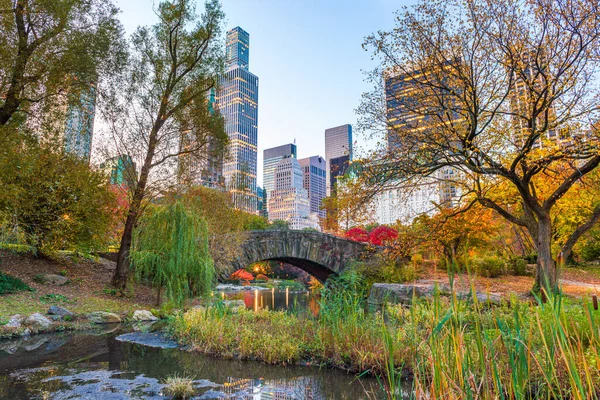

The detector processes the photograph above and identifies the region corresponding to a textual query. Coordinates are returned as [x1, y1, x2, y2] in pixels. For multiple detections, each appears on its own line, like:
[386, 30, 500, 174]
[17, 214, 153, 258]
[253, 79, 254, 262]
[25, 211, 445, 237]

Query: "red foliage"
[256, 274, 269, 281]
[345, 227, 370, 243]
[230, 269, 254, 281]
[369, 226, 399, 246]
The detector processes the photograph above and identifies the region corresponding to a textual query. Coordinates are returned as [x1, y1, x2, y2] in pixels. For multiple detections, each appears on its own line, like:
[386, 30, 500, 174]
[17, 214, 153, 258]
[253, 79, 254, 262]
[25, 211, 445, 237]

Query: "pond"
[220, 288, 320, 314]
[0, 326, 389, 399]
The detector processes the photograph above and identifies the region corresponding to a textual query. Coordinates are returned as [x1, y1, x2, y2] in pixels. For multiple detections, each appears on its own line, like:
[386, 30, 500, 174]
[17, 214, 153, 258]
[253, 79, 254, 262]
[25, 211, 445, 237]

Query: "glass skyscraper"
[263, 143, 297, 215]
[324, 124, 352, 196]
[63, 84, 96, 163]
[217, 27, 259, 213]
[298, 156, 327, 220]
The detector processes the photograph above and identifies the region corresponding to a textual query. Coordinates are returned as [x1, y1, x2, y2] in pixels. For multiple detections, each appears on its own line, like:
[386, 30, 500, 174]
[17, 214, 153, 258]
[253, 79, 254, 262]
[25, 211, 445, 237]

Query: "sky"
[111, 0, 411, 185]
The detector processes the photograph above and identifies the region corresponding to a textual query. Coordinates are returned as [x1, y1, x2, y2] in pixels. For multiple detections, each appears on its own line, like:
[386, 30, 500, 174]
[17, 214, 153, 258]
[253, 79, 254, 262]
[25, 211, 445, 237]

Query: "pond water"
[220, 288, 320, 315]
[0, 326, 389, 399]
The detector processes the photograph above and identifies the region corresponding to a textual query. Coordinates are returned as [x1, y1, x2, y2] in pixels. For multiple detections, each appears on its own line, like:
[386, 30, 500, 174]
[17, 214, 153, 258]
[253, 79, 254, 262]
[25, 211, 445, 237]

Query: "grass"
[163, 374, 195, 399]
[169, 271, 600, 399]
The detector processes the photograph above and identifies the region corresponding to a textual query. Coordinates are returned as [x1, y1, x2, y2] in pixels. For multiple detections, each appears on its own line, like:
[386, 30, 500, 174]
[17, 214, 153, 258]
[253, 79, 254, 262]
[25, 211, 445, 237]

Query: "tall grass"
[169, 271, 600, 399]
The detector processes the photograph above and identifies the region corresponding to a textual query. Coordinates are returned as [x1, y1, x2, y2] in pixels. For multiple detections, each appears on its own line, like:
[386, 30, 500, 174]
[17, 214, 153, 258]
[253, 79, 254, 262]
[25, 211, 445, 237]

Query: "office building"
[263, 143, 297, 209]
[100, 155, 136, 188]
[298, 156, 327, 220]
[324, 124, 352, 196]
[257, 186, 266, 217]
[178, 88, 224, 189]
[63, 84, 96, 163]
[268, 157, 318, 230]
[329, 155, 350, 195]
[217, 27, 259, 213]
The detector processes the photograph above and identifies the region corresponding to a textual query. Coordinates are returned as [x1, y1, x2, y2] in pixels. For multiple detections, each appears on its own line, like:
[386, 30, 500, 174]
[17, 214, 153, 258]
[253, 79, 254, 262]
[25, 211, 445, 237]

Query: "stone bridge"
[218, 230, 374, 282]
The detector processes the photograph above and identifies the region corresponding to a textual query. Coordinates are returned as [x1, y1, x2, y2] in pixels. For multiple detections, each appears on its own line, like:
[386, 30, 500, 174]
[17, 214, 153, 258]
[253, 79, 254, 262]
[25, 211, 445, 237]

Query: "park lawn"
[0, 250, 156, 320]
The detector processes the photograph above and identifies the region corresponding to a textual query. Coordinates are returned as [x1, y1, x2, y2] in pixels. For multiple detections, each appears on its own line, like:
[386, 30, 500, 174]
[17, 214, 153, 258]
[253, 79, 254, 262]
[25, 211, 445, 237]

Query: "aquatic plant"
[163, 374, 195, 399]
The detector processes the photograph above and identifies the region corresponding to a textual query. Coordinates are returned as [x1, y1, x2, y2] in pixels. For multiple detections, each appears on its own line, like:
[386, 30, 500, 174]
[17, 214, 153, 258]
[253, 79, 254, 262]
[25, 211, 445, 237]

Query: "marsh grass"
[163, 374, 195, 399]
[170, 271, 600, 399]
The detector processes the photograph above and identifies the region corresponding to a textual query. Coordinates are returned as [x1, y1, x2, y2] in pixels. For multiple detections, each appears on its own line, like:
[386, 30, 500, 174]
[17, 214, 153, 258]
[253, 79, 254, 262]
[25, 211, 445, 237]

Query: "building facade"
[267, 157, 318, 230]
[177, 88, 225, 189]
[298, 156, 327, 220]
[324, 124, 352, 196]
[263, 143, 297, 212]
[328, 155, 350, 195]
[63, 84, 96, 163]
[100, 155, 137, 188]
[217, 27, 259, 213]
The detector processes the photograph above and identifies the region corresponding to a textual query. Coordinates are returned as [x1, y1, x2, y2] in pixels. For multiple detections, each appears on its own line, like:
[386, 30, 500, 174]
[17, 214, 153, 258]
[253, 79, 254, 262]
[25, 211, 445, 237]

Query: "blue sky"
[114, 0, 411, 184]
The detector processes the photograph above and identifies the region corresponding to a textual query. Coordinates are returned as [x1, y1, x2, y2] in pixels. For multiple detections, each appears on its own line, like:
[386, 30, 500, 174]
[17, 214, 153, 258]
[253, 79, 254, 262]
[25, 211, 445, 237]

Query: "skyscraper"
[63, 84, 96, 163]
[217, 27, 259, 213]
[263, 143, 297, 212]
[100, 155, 137, 188]
[329, 154, 350, 195]
[324, 124, 352, 196]
[298, 156, 327, 220]
[268, 157, 317, 230]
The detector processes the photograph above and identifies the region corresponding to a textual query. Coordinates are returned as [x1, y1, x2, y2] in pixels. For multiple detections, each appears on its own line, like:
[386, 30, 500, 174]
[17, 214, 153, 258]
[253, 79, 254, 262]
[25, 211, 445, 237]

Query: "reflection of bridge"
[218, 230, 373, 282]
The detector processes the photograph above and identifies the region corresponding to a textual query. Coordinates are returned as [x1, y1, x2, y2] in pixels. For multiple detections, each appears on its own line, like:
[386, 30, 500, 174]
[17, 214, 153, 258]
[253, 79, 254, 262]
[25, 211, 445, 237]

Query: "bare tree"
[100, 0, 227, 289]
[359, 0, 600, 292]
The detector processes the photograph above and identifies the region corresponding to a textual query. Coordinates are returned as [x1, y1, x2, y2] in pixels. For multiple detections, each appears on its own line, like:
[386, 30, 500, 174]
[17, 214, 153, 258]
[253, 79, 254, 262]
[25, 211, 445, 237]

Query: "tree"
[360, 0, 600, 292]
[345, 227, 369, 243]
[369, 225, 398, 246]
[0, 0, 124, 132]
[268, 220, 290, 230]
[0, 142, 115, 255]
[131, 201, 214, 306]
[103, 0, 227, 289]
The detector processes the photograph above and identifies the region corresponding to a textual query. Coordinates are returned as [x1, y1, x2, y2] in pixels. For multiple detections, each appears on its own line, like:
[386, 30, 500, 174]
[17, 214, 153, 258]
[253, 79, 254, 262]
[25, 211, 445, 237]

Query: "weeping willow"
[131, 201, 214, 306]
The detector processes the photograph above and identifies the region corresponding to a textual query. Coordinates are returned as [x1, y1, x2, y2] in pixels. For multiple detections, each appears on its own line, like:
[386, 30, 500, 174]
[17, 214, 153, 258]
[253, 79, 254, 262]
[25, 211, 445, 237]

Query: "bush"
[511, 258, 528, 276]
[0, 272, 32, 295]
[163, 374, 195, 399]
[474, 256, 506, 278]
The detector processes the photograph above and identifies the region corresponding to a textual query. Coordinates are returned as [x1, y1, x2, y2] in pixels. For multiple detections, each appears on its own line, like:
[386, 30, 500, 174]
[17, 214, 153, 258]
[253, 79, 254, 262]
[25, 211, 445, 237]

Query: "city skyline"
[100, 0, 407, 185]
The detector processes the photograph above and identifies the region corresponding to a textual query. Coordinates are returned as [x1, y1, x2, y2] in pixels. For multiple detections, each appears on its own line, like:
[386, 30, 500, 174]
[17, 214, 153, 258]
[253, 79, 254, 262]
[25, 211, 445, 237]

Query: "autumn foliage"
[230, 269, 254, 281]
[369, 226, 399, 246]
[345, 227, 370, 243]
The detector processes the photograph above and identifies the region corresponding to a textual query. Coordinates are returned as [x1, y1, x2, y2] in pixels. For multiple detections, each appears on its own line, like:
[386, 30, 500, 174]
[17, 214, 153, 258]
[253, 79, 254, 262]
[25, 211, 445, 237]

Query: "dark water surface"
[0, 325, 385, 399]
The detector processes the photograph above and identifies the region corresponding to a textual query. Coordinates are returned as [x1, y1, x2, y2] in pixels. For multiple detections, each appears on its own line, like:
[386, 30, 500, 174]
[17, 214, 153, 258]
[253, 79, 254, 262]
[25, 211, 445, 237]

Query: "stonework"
[219, 230, 373, 282]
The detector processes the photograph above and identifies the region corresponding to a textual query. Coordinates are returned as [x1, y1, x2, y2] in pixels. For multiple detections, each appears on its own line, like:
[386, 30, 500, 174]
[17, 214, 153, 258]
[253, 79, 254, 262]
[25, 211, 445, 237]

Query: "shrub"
[345, 227, 369, 243]
[0, 272, 32, 295]
[256, 274, 269, 281]
[511, 258, 528, 276]
[474, 256, 506, 278]
[163, 374, 195, 399]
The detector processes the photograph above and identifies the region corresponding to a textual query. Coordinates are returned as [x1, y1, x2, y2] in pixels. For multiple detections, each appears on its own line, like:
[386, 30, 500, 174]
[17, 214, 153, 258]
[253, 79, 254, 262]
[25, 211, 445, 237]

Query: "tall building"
[100, 155, 137, 188]
[257, 186, 266, 217]
[384, 66, 461, 209]
[178, 88, 224, 189]
[324, 124, 352, 196]
[63, 84, 96, 163]
[263, 143, 297, 209]
[217, 27, 259, 213]
[298, 156, 327, 220]
[268, 157, 318, 230]
[329, 155, 350, 195]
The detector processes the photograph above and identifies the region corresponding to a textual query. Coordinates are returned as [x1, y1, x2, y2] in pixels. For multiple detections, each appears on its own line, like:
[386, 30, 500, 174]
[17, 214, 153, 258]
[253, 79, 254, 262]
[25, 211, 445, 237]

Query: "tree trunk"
[535, 217, 558, 293]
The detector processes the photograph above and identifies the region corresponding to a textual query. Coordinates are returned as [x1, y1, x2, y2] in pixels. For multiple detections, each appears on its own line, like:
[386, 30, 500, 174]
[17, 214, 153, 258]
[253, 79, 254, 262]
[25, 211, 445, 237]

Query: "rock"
[37, 274, 69, 286]
[23, 336, 49, 351]
[24, 313, 53, 330]
[5, 314, 25, 328]
[368, 283, 448, 306]
[49, 315, 64, 322]
[131, 310, 158, 322]
[87, 311, 121, 324]
[48, 306, 74, 317]
[22, 328, 31, 338]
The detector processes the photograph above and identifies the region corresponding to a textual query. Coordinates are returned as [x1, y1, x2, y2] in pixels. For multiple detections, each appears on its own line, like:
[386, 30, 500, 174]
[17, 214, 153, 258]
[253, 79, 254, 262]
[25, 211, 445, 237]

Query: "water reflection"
[222, 289, 320, 315]
[0, 328, 385, 399]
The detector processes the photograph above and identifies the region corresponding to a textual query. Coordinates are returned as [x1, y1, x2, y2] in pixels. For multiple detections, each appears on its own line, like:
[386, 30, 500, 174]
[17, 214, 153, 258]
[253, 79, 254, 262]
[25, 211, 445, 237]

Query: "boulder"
[5, 314, 25, 328]
[49, 315, 63, 322]
[131, 310, 158, 322]
[368, 283, 448, 306]
[37, 274, 69, 286]
[24, 313, 53, 330]
[87, 311, 121, 324]
[48, 306, 74, 317]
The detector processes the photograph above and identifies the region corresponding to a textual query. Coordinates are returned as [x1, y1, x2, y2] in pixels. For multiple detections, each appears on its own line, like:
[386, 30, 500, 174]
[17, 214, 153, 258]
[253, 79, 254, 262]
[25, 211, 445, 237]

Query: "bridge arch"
[219, 230, 372, 282]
